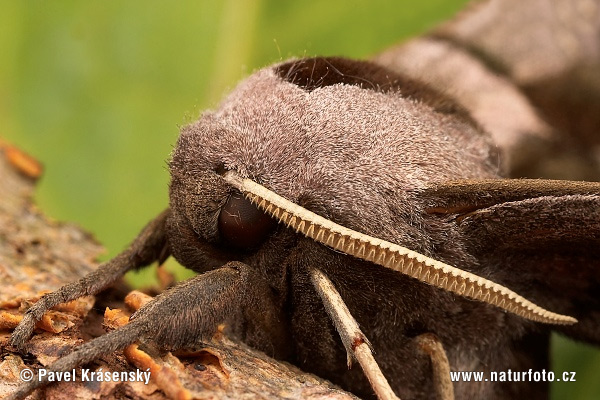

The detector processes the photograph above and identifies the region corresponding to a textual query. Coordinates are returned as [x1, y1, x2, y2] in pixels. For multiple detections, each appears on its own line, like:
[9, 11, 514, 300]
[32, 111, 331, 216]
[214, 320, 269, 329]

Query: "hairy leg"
[8, 261, 287, 400]
[10, 209, 171, 349]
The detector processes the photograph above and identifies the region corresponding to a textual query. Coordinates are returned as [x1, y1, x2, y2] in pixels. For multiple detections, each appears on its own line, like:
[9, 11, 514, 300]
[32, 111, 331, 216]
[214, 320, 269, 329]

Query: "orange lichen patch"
[38, 311, 76, 333]
[0, 291, 50, 309]
[2, 144, 43, 179]
[1, 292, 91, 340]
[104, 303, 189, 397]
[102, 291, 151, 331]
[103, 307, 131, 330]
[0, 311, 22, 330]
[124, 291, 153, 311]
[53, 296, 94, 317]
[102, 300, 198, 399]
[102, 306, 191, 399]
[0, 298, 21, 309]
[125, 343, 192, 400]
[1, 293, 93, 319]
[0, 310, 75, 333]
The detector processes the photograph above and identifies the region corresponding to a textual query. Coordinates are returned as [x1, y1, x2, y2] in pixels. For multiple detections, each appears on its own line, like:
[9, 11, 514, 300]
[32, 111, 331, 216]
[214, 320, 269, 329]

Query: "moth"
[7, 0, 600, 399]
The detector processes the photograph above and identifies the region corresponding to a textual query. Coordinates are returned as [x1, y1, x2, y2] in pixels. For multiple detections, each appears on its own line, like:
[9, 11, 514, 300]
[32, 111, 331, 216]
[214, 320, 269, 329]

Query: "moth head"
[168, 57, 498, 261]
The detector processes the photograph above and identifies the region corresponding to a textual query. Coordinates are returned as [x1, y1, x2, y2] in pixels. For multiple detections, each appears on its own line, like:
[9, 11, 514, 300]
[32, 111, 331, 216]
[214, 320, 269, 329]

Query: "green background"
[1, 1, 598, 398]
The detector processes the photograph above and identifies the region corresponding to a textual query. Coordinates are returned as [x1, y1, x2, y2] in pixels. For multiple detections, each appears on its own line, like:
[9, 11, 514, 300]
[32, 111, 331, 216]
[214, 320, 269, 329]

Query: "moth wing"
[421, 179, 600, 343]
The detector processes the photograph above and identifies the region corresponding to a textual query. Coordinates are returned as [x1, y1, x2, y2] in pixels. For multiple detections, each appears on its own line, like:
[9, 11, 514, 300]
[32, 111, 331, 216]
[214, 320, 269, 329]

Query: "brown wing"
[421, 179, 600, 343]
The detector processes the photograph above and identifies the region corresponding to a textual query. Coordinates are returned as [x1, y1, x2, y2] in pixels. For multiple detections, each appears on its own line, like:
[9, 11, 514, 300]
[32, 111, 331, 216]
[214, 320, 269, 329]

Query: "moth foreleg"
[128, 261, 287, 351]
[309, 268, 400, 400]
[10, 208, 171, 349]
[8, 261, 286, 400]
[7, 317, 148, 400]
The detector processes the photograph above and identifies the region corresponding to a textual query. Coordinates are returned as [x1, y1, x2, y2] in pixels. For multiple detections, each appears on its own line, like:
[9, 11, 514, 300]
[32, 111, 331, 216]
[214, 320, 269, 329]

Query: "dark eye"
[218, 192, 276, 250]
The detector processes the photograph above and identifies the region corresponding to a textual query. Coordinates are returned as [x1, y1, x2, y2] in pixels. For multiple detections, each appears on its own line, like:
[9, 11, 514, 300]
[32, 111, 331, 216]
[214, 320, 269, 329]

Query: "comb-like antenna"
[223, 170, 577, 325]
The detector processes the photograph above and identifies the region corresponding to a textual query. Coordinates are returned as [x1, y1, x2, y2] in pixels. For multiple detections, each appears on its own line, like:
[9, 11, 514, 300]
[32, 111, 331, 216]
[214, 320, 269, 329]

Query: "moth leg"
[309, 268, 400, 400]
[8, 261, 286, 400]
[7, 314, 148, 400]
[10, 208, 171, 350]
[128, 261, 288, 351]
[415, 333, 454, 400]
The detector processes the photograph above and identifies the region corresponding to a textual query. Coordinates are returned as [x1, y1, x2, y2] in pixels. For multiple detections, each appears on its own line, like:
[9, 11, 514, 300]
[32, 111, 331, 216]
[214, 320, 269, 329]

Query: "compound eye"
[218, 192, 276, 250]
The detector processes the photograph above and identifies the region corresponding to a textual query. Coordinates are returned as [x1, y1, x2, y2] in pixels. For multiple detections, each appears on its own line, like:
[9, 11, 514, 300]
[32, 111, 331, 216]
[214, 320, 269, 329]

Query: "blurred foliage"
[0, 1, 597, 398]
